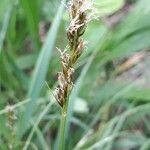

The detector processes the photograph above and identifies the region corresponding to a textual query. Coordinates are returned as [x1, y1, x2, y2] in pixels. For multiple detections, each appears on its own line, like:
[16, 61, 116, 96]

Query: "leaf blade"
[18, 0, 67, 137]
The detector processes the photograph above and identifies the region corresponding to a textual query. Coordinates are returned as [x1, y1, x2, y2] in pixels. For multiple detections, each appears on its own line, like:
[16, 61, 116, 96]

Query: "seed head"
[54, 0, 94, 107]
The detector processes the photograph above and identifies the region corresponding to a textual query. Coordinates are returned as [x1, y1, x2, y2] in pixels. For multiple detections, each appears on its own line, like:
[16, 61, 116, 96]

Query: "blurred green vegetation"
[0, 0, 150, 149]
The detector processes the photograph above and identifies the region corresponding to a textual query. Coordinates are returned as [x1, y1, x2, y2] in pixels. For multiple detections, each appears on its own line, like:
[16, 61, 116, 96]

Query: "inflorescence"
[54, 0, 94, 107]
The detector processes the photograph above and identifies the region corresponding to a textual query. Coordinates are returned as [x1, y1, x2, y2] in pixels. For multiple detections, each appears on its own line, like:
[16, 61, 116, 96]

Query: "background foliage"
[0, 0, 150, 149]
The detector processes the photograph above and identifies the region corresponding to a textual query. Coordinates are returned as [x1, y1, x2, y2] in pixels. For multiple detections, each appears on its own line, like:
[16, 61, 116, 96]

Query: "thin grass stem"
[58, 98, 69, 150]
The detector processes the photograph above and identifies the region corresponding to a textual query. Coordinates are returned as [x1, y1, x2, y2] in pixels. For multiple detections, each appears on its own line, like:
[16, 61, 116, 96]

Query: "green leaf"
[0, 0, 10, 20]
[114, 133, 146, 149]
[140, 139, 150, 150]
[76, 104, 150, 149]
[112, 0, 150, 40]
[123, 88, 150, 102]
[18, 0, 67, 137]
[16, 53, 38, 70]
[0, 5, 12, 54]
[63, 37, 107, 148]
[95, 0, 124, 16]
[20, 0, 40, 48]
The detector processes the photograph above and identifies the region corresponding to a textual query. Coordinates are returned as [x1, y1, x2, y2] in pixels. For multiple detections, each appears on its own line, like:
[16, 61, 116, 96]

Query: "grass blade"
[20, 0, 40, 48]
[65, 54, 95, 136]
[0, 6, 11, 54]
[23, 100, 54, 150]
[18, 0, 67, 137]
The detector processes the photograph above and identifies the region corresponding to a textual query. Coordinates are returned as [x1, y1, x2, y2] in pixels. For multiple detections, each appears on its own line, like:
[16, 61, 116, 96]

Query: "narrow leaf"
[18, 0, 67, 137]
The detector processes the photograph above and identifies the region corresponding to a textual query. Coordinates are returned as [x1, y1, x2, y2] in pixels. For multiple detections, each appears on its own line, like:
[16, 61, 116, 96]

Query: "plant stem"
[58, 99, 69, 150]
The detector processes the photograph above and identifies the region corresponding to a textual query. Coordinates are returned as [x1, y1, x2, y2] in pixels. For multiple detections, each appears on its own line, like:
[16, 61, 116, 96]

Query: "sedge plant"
[53, 0, 95, 149]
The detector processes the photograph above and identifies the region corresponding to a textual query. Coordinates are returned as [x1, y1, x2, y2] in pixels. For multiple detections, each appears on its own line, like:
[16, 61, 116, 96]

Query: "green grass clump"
[0, 0, 150, 149]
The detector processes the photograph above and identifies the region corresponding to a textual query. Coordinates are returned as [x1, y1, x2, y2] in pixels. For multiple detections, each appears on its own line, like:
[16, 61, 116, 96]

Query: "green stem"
[58, 99, 69, 150]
